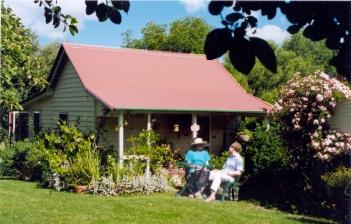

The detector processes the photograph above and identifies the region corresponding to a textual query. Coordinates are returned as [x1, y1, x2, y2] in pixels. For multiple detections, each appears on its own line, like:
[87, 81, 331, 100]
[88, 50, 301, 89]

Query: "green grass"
[0, 180, 334, 224]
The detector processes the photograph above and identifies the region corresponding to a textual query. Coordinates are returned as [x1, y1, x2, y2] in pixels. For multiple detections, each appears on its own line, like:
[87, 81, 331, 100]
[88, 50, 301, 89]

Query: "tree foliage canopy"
[122, 17, 212, 54]
[1, 3, 59, 112]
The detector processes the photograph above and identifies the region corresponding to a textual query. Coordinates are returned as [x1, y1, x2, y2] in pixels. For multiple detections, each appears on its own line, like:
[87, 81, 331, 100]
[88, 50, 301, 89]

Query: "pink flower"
[316, 94, 324, 102]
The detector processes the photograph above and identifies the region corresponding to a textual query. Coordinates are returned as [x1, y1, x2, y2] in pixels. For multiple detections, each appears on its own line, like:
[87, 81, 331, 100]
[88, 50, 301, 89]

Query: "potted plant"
[238, 129, 252, 142]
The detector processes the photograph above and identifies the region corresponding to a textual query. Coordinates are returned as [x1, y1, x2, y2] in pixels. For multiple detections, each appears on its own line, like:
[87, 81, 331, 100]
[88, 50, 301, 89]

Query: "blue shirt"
[223, 154, 244, 172]
[185, 149, 210, 172]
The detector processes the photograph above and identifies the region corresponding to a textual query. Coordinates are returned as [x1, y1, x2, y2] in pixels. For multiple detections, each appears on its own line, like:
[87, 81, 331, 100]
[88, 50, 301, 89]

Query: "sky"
[5, 0, 292, 48]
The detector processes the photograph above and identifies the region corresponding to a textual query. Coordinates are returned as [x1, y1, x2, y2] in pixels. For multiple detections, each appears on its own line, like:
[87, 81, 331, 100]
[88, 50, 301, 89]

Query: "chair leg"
[176, 183, 188, 197]
[220, 186, 227, 202]
[233, 187, 239, 201]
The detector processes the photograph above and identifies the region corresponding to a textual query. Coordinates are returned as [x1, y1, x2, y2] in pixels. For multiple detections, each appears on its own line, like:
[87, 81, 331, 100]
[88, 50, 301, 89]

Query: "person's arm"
[204, 151, 210, 166]
[226, 170, 242, 177]
[227, 157, 244, 177]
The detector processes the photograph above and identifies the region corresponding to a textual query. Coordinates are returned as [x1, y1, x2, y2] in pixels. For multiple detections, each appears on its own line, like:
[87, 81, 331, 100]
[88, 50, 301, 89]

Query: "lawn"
[0, 180, 334, 224]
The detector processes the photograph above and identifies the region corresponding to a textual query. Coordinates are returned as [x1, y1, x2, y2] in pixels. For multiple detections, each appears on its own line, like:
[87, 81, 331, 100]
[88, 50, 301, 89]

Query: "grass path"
[0, 180, 334, 224]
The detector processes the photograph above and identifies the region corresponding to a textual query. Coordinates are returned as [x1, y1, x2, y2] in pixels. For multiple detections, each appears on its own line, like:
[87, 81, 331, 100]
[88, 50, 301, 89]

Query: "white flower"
[316, 94, 324, 102]
[324, 138, 332, 146]
[313, 119, 319, 125]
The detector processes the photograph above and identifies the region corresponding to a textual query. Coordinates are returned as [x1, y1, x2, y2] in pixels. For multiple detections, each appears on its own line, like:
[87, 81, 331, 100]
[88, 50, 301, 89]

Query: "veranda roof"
[61, 43, 271, 113]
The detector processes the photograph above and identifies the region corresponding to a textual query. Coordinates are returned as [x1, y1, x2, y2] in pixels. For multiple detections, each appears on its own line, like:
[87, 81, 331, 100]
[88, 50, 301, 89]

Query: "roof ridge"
[62, 42, 206, 60]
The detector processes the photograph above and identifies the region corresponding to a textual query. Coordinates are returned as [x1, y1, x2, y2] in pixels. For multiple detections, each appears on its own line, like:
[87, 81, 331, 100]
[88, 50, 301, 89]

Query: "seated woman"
[185, 137, 211, 198]
[205, 141, 244, 202]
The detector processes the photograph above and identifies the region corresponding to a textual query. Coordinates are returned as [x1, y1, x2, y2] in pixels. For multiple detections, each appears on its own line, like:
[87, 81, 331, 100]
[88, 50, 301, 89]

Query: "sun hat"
[191, 138, 208, 146]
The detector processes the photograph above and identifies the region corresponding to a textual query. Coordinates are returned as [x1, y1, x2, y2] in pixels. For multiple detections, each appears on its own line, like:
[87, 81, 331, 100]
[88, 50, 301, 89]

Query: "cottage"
[12, 43, 271, 163]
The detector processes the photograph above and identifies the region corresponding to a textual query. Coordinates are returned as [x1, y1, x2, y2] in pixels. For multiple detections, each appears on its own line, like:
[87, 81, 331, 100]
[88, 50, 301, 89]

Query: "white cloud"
[250, 25, 290, 45]
[179, 0, 209, 13]
[4, 0, 96, 41]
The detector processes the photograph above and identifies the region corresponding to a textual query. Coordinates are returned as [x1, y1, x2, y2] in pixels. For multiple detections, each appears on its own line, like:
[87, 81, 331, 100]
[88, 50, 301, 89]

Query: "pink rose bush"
[270, 72, 351, 161]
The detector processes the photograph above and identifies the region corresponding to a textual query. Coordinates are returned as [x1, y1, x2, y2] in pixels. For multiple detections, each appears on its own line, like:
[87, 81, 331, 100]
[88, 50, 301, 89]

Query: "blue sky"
[6, 1, 292, 47]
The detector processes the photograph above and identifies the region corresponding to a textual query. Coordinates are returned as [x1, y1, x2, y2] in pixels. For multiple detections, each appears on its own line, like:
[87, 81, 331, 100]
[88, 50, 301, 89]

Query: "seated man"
[205, 141, 243, 202]
[185, 137, 211, 198]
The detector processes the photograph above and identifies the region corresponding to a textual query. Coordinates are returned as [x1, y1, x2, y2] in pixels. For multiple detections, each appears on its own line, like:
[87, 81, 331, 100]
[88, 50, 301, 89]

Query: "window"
[59, 113, 68, 124]
[33, 112, 41, 135]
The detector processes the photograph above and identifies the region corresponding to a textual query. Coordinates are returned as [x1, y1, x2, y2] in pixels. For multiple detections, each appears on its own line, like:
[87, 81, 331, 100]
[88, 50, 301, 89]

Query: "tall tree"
[0, 3, 46, 111]
[0, 3, 59, 137]
[122, 17, 212, 54]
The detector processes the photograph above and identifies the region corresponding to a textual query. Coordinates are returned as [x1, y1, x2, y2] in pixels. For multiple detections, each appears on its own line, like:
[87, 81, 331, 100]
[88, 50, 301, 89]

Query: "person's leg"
[188, 170, 199, 196]
[206, 172, 234, 202]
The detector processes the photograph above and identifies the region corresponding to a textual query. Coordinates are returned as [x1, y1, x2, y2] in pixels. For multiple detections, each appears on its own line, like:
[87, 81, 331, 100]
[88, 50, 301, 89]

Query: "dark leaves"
[225, 13, 243, 23]
[68, 24, 78, 36]
[96, 3, 108, 22]
[303, 23, 327, 41]
[229, 37, 255, 74]
[44, 7, 52, 24]
[111, 0, 130, 13]
[247, 16, 257, 27]
[204, 28, 233, 60]
[53, 15, 60, 28]
[85, 1, 128, 25]
[209, 1, 233, 15]
[287, 24, 302, 34]
[325, 35, 341, 50]
[250, 37, 277, 73]
[85, 0, 97, 15]
[108, 8, 122, 24]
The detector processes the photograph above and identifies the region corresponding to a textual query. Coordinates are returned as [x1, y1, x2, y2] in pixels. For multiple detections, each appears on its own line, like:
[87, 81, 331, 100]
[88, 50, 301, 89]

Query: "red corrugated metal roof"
[62, 43, 271, 112]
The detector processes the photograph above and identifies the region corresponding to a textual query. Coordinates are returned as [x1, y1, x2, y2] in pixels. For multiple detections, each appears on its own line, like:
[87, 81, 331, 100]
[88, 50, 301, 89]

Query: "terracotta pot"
[73, 185, 87, 194]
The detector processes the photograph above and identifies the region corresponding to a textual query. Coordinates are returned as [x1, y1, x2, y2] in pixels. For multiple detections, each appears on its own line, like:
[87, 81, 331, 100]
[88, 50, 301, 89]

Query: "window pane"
[34, 112, 41, 134]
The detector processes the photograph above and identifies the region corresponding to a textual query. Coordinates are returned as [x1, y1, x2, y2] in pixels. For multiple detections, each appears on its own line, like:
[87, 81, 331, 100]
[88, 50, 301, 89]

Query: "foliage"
[0, 3, 47, 111]
[206, 1, 350, 81]
[321, 167, 351, 223]
[34, 0, 81, 35]
[122, 16, 212, 54]
[270, 72, 351, 162]
[241, 122, 289, 174]
[115, 175, 169, 195]
[224, 32, 337, 103]
[127, 130, 181, 172]
[322, 167, 351, 190]
[41, 123, 100, 186]
[210, 151, 229, 170]
[68, 145, 100, 186]
[267, 72, 351, 221]
[0, 139, 48, 181]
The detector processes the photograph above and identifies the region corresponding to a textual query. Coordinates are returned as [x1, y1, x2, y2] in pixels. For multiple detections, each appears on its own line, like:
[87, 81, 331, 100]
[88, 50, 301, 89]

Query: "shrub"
[321, 167, 351, 223]
[41, 123, 101, 188]
[115, 175, 169, 195]
[210, 151, 229, 169]
[0, 139, 48, 181]
[270, 72, 351, 161]
[243, 122, 289, 174]
[127, 130, 181, 172]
